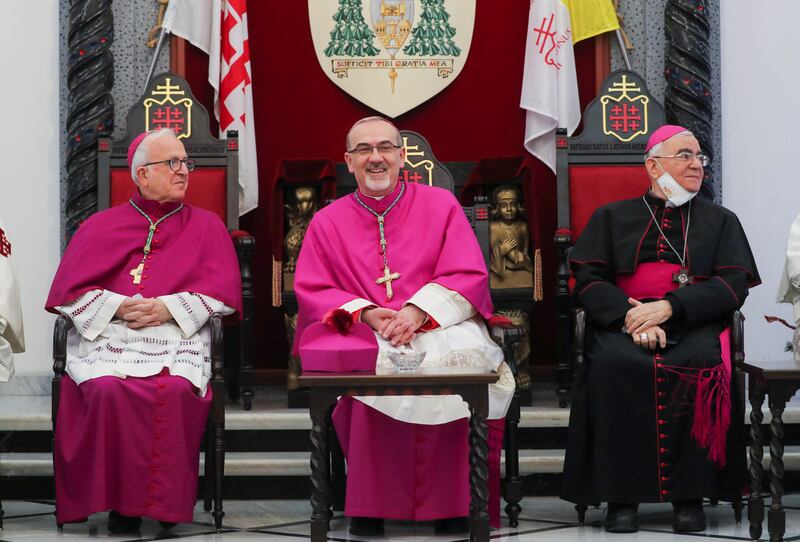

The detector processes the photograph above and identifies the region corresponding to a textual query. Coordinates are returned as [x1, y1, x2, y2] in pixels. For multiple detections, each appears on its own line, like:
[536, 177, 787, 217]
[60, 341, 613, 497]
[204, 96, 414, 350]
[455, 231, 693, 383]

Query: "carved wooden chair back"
[554, 69, 665, 407]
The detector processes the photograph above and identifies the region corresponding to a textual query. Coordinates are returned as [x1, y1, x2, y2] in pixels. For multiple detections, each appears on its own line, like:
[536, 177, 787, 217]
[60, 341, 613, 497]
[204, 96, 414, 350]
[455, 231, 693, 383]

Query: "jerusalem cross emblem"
[143, 77, 193, 139]
[600, 74, 650, 142]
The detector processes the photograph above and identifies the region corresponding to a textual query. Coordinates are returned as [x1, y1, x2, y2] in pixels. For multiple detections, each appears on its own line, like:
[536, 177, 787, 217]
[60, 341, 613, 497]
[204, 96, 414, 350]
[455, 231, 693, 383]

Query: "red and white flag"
[163, 0, 258, 215]
[520, 0, 581, 173]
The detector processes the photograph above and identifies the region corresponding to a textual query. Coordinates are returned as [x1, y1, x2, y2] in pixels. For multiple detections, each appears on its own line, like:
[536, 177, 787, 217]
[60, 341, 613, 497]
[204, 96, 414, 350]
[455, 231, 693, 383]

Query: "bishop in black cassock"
[560, 125, 760, 533]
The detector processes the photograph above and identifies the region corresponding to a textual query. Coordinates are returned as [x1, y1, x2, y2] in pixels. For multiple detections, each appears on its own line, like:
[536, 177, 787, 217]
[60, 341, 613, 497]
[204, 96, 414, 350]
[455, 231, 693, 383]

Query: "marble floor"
[0, 496, 795, 541]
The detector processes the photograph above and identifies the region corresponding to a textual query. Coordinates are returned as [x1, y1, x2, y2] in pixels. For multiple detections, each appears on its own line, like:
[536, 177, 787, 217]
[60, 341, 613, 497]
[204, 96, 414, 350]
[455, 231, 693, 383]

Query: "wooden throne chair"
[52, 72, 254, 532]
[554, 69, 743, 523]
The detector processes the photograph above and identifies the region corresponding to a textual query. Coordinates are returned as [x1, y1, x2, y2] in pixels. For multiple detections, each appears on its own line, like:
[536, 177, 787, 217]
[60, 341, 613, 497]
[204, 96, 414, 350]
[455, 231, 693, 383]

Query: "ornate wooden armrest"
[229, 230, 255, 410]
[209, 313, 225, 382]
[572, 308, 586, 370]
[52, 314, 74, 430]
[488, 316, 525, 376]
[731, 310, 744, 367]
[52, 315, 73, 377]
[230, 230, 255, 280]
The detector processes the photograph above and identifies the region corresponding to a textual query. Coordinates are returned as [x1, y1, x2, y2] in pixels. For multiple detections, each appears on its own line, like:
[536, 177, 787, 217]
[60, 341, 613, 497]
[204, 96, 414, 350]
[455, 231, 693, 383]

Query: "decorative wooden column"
[664, 0, 716, 200]
[65, 0, 114, 239]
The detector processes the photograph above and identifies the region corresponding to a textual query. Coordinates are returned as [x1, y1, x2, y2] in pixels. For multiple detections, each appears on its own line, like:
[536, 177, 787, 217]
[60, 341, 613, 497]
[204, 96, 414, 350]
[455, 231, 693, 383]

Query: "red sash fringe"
[618, 262, 731, 467]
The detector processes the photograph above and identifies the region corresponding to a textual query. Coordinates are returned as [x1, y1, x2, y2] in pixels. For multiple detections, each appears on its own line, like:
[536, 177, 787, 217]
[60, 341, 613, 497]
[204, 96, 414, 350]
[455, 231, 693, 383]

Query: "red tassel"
[664, 358, 731, 468]
[322, 308, 354, 335]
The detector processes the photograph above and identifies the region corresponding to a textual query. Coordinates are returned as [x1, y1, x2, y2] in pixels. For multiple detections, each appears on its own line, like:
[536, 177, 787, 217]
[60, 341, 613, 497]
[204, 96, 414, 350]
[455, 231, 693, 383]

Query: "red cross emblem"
[398, 169, 424, 184]
[608, 103, 641, 133]
[600, 74, 650, 143]
[150, 106, 186, 134]
[143, 77, 193, 139]
[0, 228, 11, 258]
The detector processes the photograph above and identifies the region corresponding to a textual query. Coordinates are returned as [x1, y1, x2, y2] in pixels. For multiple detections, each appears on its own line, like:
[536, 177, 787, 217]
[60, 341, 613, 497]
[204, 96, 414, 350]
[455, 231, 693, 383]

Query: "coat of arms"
[599, 74, 650, 143]
[309, 0, 475, 117]
[143, 77, 193, 139]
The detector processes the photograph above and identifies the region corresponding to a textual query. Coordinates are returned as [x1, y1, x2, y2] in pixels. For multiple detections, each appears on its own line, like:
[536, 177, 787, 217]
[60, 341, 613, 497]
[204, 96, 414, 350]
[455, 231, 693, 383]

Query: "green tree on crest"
[324, 0, 381, 57]
[403, 0, 461, 56]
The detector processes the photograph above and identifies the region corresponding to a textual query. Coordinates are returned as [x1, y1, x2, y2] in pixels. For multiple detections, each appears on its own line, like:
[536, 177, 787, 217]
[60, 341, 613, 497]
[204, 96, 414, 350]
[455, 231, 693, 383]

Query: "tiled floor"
[0, 496, 791, 541]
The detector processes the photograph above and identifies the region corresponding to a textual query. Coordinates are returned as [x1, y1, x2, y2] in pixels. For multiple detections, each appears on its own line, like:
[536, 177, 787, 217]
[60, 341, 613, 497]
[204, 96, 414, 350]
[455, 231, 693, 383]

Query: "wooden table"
[299, 367, 499, 542]
[742, 359, 800, 542]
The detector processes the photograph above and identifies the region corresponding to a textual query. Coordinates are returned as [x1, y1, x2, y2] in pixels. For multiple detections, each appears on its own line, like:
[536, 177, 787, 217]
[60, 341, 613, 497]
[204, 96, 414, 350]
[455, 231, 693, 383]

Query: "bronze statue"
[489, 185, 534, 289]
[283, 186, 318, 290]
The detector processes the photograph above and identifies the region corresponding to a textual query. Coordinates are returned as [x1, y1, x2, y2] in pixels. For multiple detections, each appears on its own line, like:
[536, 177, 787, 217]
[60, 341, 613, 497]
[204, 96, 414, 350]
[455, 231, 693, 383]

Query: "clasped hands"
[362, 304, 427, 347]
[115, 297, 172, 329]
[625, 298, 672, 350]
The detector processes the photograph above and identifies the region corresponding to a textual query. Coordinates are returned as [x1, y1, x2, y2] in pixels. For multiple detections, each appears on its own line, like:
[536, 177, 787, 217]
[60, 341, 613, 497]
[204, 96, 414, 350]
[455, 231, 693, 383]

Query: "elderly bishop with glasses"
[293, 117, 515, 536]
[560, 125, 761, 533]
[45, 128, 241, 533]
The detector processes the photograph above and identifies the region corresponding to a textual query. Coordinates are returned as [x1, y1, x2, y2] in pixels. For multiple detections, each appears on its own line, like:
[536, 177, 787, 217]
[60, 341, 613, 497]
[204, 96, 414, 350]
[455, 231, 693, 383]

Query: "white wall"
[0, 4, 60, 374]
[721, 2, 800, 361]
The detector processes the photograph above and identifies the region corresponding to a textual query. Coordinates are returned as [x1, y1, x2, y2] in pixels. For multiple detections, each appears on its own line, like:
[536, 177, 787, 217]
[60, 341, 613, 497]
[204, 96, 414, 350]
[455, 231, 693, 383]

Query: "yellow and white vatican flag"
[521, 0, 581, 173]
[564, 0, 619, 44]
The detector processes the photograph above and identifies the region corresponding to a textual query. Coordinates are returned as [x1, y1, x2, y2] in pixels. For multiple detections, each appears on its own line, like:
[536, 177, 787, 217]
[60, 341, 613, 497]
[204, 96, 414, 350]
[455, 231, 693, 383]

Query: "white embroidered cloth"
[341, 283, 515, 424]
[57, 289, 234, 396]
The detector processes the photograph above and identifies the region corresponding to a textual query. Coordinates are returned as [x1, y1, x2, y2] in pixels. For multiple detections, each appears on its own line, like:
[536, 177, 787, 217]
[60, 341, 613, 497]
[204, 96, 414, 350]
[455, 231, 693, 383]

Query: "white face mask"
[654, 160, 698, 207]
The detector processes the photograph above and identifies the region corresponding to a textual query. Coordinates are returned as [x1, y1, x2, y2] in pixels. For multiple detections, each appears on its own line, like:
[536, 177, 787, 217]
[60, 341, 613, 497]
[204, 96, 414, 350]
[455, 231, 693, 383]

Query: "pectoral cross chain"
[127, 199, 184, 285]
[353, 183, 407, 302]
[376, 266, 401, 300]
[672, 267, 693, 288]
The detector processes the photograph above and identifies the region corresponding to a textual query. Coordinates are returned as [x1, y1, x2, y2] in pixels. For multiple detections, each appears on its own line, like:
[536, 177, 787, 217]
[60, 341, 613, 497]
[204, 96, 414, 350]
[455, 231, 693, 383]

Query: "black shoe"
[158, 520, 178, 530]
[107, 510, 142, 534]
[673, 500, 706, 532]
[604, 503, 638, 533]
[434, 517, 469, 534]
[349, 516, 384, 536]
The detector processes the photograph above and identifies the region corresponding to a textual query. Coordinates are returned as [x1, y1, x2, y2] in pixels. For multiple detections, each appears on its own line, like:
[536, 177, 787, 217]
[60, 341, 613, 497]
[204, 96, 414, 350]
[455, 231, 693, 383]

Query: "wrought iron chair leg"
[503, 392, 522, 527]
[576, 504, 587, 524]
[209, 316, 226, 532]
[733, 495, 743, 523]
[203, 425, 213, 512]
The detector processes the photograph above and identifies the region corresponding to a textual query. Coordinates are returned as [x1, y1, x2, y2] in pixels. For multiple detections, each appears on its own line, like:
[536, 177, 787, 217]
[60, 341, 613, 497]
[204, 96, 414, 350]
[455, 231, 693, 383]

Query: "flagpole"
[144, 27, 169, 93]
[615, 28, 631, 70]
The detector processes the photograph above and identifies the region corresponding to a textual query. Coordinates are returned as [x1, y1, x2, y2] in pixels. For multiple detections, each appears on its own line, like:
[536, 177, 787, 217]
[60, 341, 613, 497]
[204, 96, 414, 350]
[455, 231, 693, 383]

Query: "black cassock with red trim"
[560, 192, 760, 505]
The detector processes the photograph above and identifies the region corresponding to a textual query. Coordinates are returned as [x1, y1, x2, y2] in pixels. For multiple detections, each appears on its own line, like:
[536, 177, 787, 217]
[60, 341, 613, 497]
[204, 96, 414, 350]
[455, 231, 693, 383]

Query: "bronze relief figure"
[489, 185, 534, 289]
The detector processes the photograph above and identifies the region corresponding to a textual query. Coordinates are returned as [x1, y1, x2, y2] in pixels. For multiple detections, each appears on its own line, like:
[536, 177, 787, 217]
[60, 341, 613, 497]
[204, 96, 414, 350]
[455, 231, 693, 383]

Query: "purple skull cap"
[645, 124, 690, 153]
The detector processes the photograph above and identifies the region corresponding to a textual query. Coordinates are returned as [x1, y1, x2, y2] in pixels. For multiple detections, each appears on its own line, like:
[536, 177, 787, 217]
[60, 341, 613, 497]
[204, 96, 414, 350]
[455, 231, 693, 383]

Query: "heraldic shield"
[143, 76, 194, 139]
[599, 73, 650, 143]
[309, 0, 475, 118]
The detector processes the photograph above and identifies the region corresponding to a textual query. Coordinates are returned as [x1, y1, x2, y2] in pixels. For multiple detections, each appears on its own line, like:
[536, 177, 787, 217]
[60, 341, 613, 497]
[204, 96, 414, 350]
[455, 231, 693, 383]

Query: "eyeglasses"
[347, 143, 402, 157]
[651, 152, 709, 167]
[143, 158, 196, 172]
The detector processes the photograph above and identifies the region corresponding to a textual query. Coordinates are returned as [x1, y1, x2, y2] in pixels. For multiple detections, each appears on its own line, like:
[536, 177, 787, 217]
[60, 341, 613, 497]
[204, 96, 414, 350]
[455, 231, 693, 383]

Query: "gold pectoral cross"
[672, 267, 693, 288]
[130, 263, 144, 284]
[376, 266, 401, 300]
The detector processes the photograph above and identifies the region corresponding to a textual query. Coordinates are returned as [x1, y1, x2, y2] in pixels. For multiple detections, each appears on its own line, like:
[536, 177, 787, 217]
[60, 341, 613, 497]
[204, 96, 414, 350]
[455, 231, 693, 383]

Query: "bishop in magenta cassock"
[294, 117, 515, 536]
[560, 125, 760, 533]
[45, 128, 241, 533]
